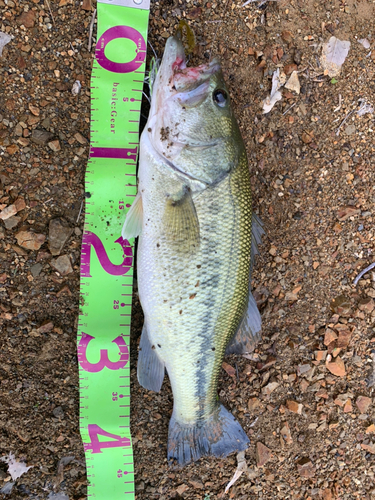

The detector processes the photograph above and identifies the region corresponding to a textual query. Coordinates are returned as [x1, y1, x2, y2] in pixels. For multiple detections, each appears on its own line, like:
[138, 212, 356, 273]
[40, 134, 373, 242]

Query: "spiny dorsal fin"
[121, 192, 143, 240]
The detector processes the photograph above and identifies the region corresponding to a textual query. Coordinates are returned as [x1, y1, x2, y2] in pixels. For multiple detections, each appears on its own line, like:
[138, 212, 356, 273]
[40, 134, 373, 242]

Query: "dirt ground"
[1, 0, 375, 498]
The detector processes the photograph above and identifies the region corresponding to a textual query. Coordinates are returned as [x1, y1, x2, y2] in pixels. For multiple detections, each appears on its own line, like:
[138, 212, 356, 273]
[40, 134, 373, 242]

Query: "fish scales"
[122, 36, 263, 465]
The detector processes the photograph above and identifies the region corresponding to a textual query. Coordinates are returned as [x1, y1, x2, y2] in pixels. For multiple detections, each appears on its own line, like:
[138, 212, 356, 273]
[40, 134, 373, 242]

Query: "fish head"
[147, 36, 244, 187]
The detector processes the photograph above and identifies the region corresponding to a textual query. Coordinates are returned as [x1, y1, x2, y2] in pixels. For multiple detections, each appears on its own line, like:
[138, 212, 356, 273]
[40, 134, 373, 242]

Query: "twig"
[333, 94, 342, 112]
[76, 200, 84, 223]
[335, 108, 355, 136]
[353, 262, 375, 285]
[45, 0, 55, 26]
[283, 102, 296, 116]
[88, 8, 97, 52]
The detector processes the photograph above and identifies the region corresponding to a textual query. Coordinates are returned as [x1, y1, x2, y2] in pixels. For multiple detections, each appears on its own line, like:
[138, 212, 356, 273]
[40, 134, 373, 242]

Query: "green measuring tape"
[77, 1, 150, 497]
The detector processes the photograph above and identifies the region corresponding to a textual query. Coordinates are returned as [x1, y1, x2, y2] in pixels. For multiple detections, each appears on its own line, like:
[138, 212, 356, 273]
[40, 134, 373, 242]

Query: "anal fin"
[137, 323, 165, 392]
[225, 292, 262, 355]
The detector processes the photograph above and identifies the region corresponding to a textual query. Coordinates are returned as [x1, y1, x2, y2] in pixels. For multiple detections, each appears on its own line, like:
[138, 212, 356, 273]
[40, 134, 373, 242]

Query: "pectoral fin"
[121, 192, 143, 240]
[163, 186, 199, 250]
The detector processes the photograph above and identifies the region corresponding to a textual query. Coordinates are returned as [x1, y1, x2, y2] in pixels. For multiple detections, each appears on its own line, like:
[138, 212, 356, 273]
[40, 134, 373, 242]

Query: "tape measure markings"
[78, 1, 150, 498]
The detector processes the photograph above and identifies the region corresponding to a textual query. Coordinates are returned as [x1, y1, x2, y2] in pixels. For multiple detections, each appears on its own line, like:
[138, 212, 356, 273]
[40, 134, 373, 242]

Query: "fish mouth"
[164, 36, 220, 92]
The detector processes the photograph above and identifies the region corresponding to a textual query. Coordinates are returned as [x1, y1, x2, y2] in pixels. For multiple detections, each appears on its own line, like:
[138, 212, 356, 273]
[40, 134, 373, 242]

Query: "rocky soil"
[1, 0, 375, 498]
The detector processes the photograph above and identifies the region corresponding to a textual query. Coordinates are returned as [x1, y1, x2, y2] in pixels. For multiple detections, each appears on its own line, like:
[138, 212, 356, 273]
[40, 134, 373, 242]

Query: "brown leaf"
[222, 362, 236, 377]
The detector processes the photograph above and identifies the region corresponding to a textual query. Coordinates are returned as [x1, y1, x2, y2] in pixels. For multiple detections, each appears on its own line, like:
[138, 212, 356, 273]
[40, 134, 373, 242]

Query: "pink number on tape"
[84, 424, 131, 453]
[78, 332, 129, 373]
[96, 25, 146, 74]
[81, 232, 132, 277]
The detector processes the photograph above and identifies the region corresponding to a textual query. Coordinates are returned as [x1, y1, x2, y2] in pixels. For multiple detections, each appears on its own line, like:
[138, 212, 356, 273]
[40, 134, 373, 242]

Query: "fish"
[122, 36, 264, 466]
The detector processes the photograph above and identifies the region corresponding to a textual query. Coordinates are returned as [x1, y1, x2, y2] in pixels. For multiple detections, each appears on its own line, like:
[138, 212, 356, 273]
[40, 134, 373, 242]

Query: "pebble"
[356, 396, 372, 414]
[48, 140, 61, 152]
[256, 442, 272, 467]
[30, 263, 43, 277]
[4, 216, 20, 229]
[51, 255, 73, 275]
[344, 124, 356, 136]
[31, 129, 54, 146]
[15, 231, 46, 251]
[48, 218, 73, 256]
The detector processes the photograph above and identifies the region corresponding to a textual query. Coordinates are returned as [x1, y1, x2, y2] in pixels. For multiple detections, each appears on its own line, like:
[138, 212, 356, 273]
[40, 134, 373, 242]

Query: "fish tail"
[167, 404, 249, 465]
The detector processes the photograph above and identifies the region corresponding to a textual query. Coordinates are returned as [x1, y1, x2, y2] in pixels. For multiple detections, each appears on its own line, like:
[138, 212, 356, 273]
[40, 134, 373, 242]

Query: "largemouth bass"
[122, 36, 264, 465]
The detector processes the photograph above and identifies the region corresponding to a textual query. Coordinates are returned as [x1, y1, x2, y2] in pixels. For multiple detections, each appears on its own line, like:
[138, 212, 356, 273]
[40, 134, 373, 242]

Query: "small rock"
[343, 399, 352, 413]
[283, 63, 298, 75]
[16, 231, 45, 250]
[4, 216, 21, 229]
[38, 321, 54, 333]
[49, 218, 73, 256]
[47, 493, 69, 500]
[286, 400, 303, 414]
[281, 421, 293, 444]
[256, 442, 272, 467]
[28, 104, 40, 116]
[281, 30, 294, 43]
[315, 350, 327, 362]
[301, 131, 314, 144]
[189, 479, 204, 489]
[262, 381, 279, 395]
[51, 255, 73, 275]
[326, 356, 346, 377]
[53, 406, 64, 419]
[30, 263, 43, 277]
[361, 443, 375, 454]
[16, 10, 36, 28]
[285, 291, 298, 302]
[31, 129, 54, 146]
[358, 298, 375, 313]
[176, 484, 188, 495]
[366, 424, 375, 434]
[74, 132, 87, 144]
[324, 328, 338, 346]
[344, 124, 356, 136]
[248, 397, 260, 411]
[297, 457, 315, 478]
[0, 204, 17, 220]
[330, 294, 351, 315]
[48, 140, 61, 152]
[356, 396, 372, 414]
[337, 206, 360, 221]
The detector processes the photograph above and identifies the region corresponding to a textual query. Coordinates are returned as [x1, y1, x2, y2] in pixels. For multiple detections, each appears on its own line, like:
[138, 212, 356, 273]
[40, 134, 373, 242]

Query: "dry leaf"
[320, 36, 350, 77]
[224, 451, 247, 494]
[0, 32, 12, 57]
[284, 71, 300, 94]
[0, 452, 33, 480]
[262, 69, 286, 114]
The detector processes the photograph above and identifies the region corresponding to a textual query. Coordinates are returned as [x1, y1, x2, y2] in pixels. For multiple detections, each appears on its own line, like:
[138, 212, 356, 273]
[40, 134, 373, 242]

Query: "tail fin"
[167, 404, 249, 466]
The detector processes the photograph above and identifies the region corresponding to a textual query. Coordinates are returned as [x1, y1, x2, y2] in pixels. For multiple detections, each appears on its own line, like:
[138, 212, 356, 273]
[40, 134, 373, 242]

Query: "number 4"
[84, 424, 131, 453]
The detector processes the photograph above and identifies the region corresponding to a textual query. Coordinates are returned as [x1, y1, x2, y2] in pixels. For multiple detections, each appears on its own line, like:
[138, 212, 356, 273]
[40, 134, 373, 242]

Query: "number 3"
[78, 332, 129, 373]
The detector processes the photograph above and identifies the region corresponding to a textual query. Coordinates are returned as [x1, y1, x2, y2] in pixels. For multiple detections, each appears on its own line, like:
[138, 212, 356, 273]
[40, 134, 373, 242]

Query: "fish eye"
[213, 89, 228, 107]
